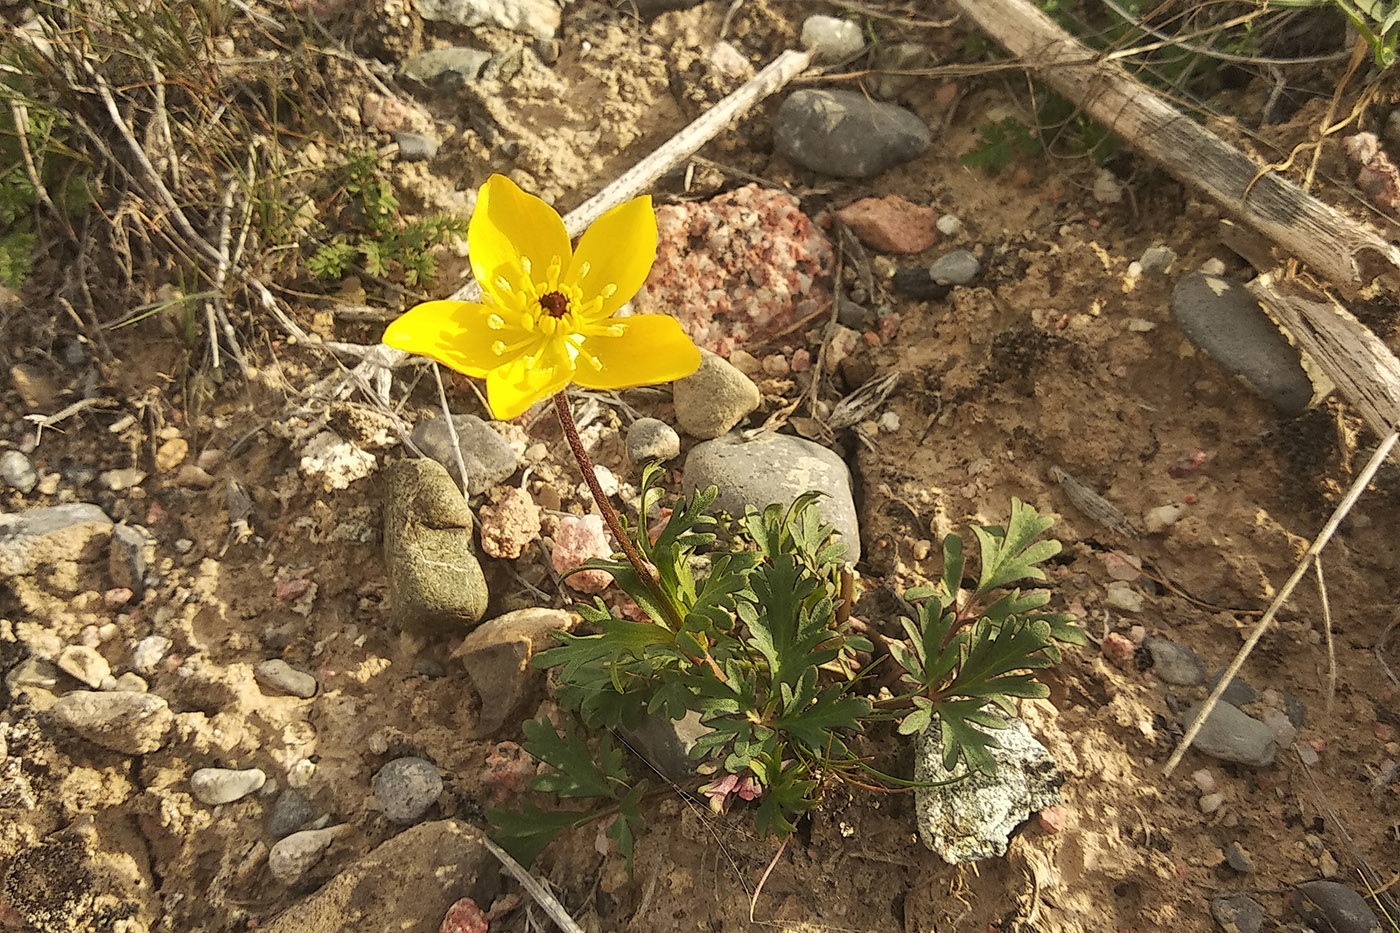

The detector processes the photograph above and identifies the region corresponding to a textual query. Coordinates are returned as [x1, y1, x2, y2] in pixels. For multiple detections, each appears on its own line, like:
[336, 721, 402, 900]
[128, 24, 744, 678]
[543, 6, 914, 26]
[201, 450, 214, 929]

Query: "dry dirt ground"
[3, 1, 1400, 931]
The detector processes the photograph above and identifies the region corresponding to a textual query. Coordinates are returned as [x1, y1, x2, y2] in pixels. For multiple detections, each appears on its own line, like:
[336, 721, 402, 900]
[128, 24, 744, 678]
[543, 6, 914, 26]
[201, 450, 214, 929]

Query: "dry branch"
[949, 0, 1400, 291]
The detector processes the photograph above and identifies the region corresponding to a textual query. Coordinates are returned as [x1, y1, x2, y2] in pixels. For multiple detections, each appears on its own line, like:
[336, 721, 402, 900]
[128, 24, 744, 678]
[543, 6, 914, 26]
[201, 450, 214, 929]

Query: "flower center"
[539, 291, 570, 318]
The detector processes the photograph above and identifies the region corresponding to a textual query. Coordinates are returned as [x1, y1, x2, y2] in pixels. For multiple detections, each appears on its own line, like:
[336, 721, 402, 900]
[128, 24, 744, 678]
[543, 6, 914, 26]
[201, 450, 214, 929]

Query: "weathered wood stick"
[949, 0, 1400, 290]
[1249, 277, 1400, 439]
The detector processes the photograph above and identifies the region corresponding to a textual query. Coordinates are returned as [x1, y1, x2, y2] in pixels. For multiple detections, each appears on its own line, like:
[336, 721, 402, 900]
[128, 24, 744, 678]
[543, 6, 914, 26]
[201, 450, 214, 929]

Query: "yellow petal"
[383, 300, 523, 377]
[565, 195, 657, 319]
[485, 337, 576, 420]
[470, 174, 571, 304]
[573, 315, 700, 390]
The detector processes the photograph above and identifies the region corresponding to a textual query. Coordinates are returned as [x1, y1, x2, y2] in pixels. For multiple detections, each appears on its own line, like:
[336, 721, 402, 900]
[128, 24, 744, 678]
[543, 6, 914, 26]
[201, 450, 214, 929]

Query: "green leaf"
[751, 752, 819, 837]
[961, 117, 1038, 175]
[935, 700, 1009, 774]
[940, 533, 965, 597]
[523, 718, 625, 799]
[770, 668, 871, 756]
[487, 802, 593, 867]
[972, 499, 1060, 594]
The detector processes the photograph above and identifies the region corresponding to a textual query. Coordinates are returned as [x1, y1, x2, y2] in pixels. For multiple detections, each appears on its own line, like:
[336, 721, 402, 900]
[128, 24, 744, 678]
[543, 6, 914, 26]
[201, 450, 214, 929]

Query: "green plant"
[488, 468, 1085, 868]
[1274, 0, 1400, 66]
[307, 148, 467, 287]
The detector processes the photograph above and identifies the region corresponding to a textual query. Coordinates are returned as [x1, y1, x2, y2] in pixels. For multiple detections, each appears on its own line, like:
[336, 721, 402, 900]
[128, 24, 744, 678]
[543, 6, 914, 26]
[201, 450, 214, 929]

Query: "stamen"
[519, 256, 532, 277]
[490, 340, 506, 355]
[487, 314, 505, 330]
[600, 283, 617, 299]
[546, 257, 563, 287]
[575, 345, 604, 371]
[577, 261, 591, 278]
[606, 324, 625, 337]
[494, 275, 513, 293]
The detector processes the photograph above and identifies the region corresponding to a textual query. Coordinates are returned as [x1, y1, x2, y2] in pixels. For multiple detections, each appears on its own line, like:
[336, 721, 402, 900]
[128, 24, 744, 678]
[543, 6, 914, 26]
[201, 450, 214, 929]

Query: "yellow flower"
[383, 174, 701, 420]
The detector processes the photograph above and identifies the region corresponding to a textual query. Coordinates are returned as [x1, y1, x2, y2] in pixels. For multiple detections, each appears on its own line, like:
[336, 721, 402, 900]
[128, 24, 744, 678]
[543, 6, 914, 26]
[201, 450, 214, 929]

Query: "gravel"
[372, 757, 443, 823]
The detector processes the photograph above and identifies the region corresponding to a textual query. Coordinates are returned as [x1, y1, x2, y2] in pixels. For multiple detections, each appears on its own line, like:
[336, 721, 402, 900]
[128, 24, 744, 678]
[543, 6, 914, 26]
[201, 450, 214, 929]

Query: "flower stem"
[553, 392, 685, 631]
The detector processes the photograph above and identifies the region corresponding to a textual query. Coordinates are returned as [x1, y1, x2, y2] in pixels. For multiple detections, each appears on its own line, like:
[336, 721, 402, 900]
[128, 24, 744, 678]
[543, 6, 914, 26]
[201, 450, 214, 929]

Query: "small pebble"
[267, 789, 315, 838]
[1261, 707, 1298, 747]
[100, 468, 147, 492]
[111, 672, 148, 692]
[1199, 792, 1224, 813]
[0, 450, 37, 493]
[1224, 841, 1255, 873]
[49, 690, 173, 754]
[929, 249, 980, 286]
[1138, 245, 1177, 274]
[837, 300, 871, 329]
[672, 349, 761, 439]
[395, 132, 439, 162]
[1143, 636, 1206, 686]
[878, 411, 901, 433]
[1101, 632, 1136, 668]
[190, 767, 266, 805]
[1187, 700, 1276, 767]
[155, 438, 188, 472]
[254, 660, 318, 699]
[1211, 895, 1264, 933]
[57, 645, 111, 689]
[936, 214, 962, 236]
[131, 636, 171, 673]
[1191, 769, 1216, 794]
[1104, 581, 1144, 613]
[1199, 257, 1227, 275]
[1297, 743, 1320, 765]
[1143, 503, 1183, 534]
[440, 898, 489, 933]
[268, 825, 350, 885]
[372, 756, 443, 823]
[626, 418, 682, 465]
[799, 14, 864, 62]
[1208, 670, 1260, 707]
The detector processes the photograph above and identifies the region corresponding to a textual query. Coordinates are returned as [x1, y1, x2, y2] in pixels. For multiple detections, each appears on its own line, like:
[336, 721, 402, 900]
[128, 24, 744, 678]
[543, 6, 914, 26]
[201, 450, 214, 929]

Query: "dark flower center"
[539, 291, 570, 318]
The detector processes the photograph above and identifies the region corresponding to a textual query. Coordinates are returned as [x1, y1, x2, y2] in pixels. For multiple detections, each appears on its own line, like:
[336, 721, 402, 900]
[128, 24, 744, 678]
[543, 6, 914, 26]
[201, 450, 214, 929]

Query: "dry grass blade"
[479, 835, 586, 933]
[826, 372, 899, 431]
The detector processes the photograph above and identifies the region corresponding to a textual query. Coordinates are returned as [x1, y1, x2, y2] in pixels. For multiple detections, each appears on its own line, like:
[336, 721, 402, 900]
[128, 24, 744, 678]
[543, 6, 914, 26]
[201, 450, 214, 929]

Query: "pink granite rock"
[551, 514, 613, 594]
[478, 486, 541, 560]
[835, 196, 938, 253]
[637, 184, 832, 357]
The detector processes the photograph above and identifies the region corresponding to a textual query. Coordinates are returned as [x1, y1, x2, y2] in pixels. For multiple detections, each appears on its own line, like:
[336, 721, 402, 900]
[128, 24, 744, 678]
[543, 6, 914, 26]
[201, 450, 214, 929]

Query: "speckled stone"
[636, 185, 832, 358]
[372, 756, 443, 823]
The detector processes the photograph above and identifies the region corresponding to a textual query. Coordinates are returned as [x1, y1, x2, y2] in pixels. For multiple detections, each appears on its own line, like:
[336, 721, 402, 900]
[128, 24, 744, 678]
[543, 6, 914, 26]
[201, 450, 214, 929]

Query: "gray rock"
[260, 821, 494, 933]
[109, 522, 156, 597]
[892, 267, 952, 301]
[799, 15, 864, 63]
[415, 0, 559, 39]
[1171, 274, 1314, 416]
[394, 132, 438, 162]
[1223, 841, 1255, 873]
[626, 418, 681, 465]
[267, 789, 315, 838]
[1144, 636, 1206, 686]
[914, 715, 1064, 864]
[411, 414, 519, 497]
[774, 89, 930, 179]
[1139, 245, 1177, 274]
[268, 824, 353, 885]
[191, 767, 266, 805]
[0, 503, 113, 578]
[929, 249, 981, 286]
[1208, 670, 1260, 707]
[130, 635, 171, 673]
[0, 451, 37, 494]
[1211, 894, 1264, 933]
[1291, 881, 1383, 933]
[49, 690, 173, 754]
[1285, 692, 1307, 728]
[836, 299, 872, 330]
[672, 349, 761, 439]
[255, 659, 318, 699]
[384, 459, 488, 634]
[684, 432, 861, 563]
[400, 46, 491, 85]
[1186, 700, 1276, 767]
[623, 710, 711, 783]
[372, 756, 443, 823]
[56, 645, 110, 689]
[871, 42, 928, 100]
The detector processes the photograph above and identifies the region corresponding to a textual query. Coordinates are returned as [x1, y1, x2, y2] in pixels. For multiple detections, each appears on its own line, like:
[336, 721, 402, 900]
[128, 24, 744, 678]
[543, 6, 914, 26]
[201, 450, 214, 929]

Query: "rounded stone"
[800, 15, 865, 62]
[267, 788, 315, 839]
[626, 418, 682, 465]
[683, 432, 861, 563]
[0, 450, 37, 494]
[774, 89, 930, 179]
[1185, 700, 1276, 767]
[929, 249, 981, 286]
[56, 645, 111, 689]
[672, 349, 761, 440]
[1170, 273, 1314, 416]
[1211, 895, 1264, 933]
[254, 659, 318, 699]
[1291, 880, 1382, 933]
[372, 756, 443, 823]
[49, 690, 173, 754]
[190, 767, 267, 805]
[1143, 636, 1206, 686]
[269, 825, 351, 885]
